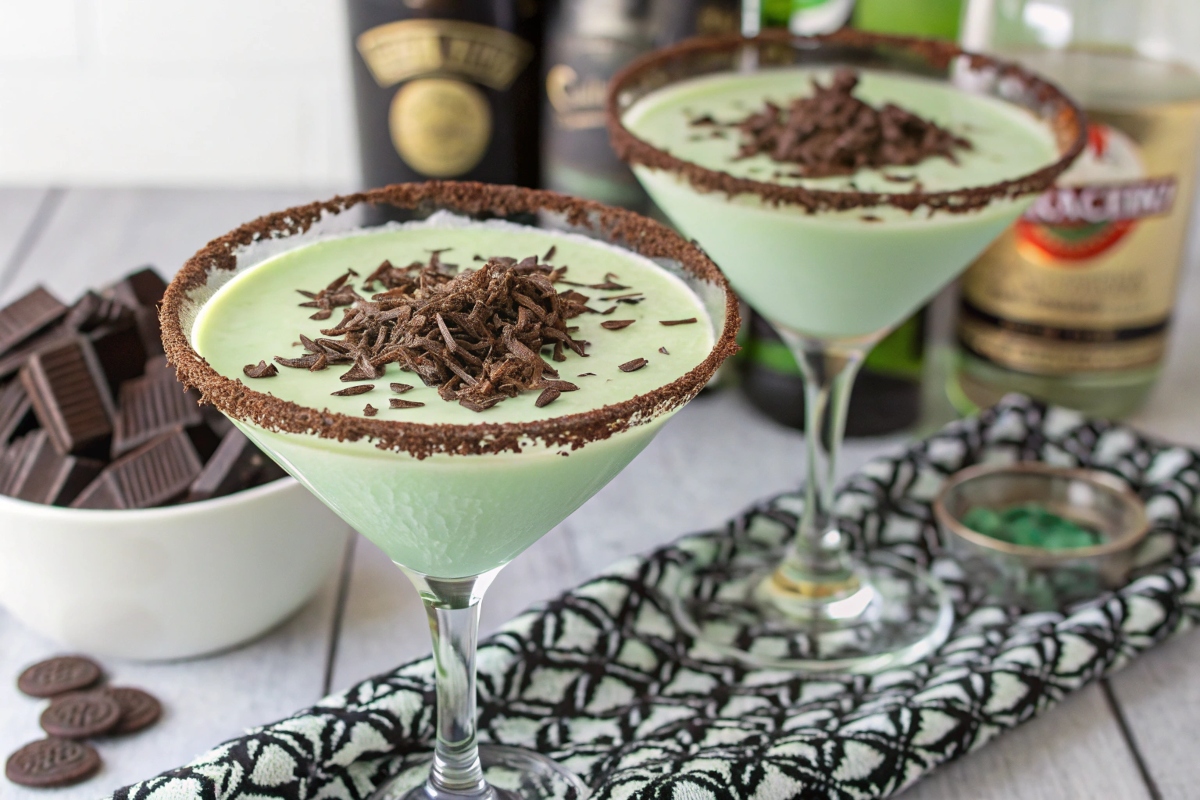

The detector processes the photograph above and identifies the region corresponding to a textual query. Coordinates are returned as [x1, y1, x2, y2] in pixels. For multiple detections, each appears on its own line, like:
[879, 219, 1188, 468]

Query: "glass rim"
[160, 182, 741, 460]
[605, 28, 1088, 215]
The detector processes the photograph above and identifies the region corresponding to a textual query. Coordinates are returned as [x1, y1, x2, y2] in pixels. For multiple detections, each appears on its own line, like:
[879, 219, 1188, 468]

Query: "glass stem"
[403, 569, 501, 800]
[773, 329, 876, 598]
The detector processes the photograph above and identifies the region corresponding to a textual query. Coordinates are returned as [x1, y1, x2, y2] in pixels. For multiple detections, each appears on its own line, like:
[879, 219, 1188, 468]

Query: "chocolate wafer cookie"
[17, 656, 102, 698]
[5, 737, 101, 788]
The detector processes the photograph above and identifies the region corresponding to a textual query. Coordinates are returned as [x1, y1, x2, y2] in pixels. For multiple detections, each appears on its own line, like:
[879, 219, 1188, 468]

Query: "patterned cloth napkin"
[110, 396, 1200, 800]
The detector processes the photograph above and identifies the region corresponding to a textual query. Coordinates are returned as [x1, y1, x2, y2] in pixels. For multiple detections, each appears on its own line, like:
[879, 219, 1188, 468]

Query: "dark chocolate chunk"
[71, 428, 203, 509]
[109, 267, 168, 310]
[601, 320, 636, 330]
[187, 429, 267, 502]
[389, 398, 425, 409]
[65, 291, 134, 333]
[244, 360, 278, 378]
[40, 691, 122, 739]
[133, 306, 165, 356]
[0, 287, 68, 357]
[363, 404, 378, 417]
[3, 430, 104, 506]
[331, 384, 373, 396]
[535, 387, 561, 408]
[20, 336, 115, 456]
[104, 687, 162, 735]
[659, 318, 697, 326]
[0, 379, 35, 445]
[619, 358, 648, 372]
[112, 372, 205, 457]
[17, 656, 103, 698]
[0, 325, 72, 381]
[90, 323, 148, 394]
[5, 738, 101, 788]
[0, 434, 33, 495]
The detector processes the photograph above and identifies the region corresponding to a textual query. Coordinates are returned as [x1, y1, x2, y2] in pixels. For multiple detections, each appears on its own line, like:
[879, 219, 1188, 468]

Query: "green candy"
[960, 503, 1103, 550]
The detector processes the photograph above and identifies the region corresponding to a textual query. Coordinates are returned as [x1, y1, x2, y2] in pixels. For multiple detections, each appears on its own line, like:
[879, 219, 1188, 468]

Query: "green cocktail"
[609, 30, 1085, 673]
[162, 184, 739, 800]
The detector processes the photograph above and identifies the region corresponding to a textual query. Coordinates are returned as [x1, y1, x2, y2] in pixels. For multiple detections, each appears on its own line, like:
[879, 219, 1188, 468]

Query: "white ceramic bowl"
[0, 477, 348, 660]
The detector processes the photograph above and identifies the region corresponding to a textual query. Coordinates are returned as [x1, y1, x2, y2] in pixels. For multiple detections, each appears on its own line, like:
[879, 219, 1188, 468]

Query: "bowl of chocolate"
[0, 270, 347, 660]
[934, 462, 1150, 611]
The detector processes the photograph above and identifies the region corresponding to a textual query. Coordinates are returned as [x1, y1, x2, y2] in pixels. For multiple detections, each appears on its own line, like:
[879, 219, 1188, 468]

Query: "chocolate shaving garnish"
[607, 29, 1086, 216]
[535, 387, 561, 408]
[389, 398, 425, 410]
[340, 353, 382, 382]
[577, 372, 596, 377]
[659, 347, 669, 355]
[861, 215, 882, 222]
[601, 320, 636, 330]
[309, 353, 328, 371]
[274, 354, 321, 369]
[543, 245, 556, 261]
[619, 358, 648, 372]
[243, 361, 277, 378]
[332, 385, 373, 396]
[159, 183, 743, 460]
[363, 404, 378, 416]
[659, 318, 697, 326]
[390, 383, 413, 394]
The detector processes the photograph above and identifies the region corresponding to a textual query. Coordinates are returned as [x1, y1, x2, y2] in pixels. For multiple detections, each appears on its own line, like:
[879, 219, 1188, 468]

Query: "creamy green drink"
[192, 214, 715, 578]
[623, 67, 1062, 339]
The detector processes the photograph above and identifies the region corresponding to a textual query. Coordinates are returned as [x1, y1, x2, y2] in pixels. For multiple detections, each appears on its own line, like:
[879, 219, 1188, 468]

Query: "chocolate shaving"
[578, 372, 596, 377]
[659, 346, 670, 355]
[659, 318, 697, 326]
[619, 358, 648, 373]
[390, 383, 413, 394]
[332, 385, 373, 396]
[601, 320, 636, 330]
[389, 398, 425, 410]
[243, 361, 277, 378]
[535, 387, 561, 408]
[363, 404, 378, 416]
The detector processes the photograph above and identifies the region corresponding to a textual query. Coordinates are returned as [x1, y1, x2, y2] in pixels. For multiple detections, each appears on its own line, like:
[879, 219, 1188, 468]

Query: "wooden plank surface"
[0, 188, 353, 800]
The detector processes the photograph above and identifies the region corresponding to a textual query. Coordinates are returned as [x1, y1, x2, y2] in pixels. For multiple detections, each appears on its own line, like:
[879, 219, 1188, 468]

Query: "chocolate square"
[0, 287, 68, 358]
[71, 427, 203, 509]
[20, 336, 116, 457]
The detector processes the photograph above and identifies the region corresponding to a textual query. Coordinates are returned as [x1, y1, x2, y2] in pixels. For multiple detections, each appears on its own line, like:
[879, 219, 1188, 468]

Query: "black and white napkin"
[110, 396, 1200, 800]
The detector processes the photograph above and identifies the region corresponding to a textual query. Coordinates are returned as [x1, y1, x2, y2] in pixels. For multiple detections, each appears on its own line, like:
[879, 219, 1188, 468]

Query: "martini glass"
[160, 182, 739, 800]
[608, 30, 1085, 672]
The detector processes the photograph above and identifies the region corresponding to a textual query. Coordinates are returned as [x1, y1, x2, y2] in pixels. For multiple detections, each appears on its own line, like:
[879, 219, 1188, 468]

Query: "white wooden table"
[0, 188, 1195, 800]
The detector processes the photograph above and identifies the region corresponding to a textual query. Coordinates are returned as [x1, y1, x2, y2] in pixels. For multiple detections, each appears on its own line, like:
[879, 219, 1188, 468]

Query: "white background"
[0, 1, 360, 187]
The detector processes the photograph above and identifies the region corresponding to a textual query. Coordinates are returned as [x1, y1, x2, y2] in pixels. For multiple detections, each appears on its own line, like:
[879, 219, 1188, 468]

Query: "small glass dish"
[933, 462, 1150, 610]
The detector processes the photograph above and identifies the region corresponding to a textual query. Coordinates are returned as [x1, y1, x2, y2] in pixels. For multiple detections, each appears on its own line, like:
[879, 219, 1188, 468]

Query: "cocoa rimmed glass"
[608, 30, 1086, 673]
[160, 183, 740, 800]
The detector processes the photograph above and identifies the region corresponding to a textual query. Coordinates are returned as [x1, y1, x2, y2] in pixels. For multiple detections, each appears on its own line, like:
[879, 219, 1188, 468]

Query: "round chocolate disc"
[17, 656, 103, 698]
[5, 737, 101, 788]
[105, 687, 162, 735]
[39, 691, 122, 739]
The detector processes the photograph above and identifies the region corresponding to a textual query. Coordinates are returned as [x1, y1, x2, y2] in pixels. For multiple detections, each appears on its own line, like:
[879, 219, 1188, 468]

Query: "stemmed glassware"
[608, 30, 1085, 672]
[161, 183, 740, 799]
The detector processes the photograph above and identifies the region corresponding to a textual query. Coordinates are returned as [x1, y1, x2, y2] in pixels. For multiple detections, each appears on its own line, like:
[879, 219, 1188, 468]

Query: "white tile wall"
[0, 0, 360, 187]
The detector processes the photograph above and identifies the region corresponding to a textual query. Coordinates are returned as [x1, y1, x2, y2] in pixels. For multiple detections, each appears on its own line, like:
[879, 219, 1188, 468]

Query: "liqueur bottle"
[954, 0, 1200, 418]
[541, 0, 654, 210]
[347, 0, 544, 190]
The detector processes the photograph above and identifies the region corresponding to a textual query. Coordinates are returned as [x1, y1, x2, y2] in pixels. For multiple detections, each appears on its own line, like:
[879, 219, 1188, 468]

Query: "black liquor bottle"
[347, 0, 545, 190]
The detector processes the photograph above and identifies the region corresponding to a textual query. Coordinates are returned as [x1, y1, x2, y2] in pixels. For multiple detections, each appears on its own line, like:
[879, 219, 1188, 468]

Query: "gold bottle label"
[546, 64, 608, 130]
[960, 100, 1200, 375]
[356, 19, 533, 177]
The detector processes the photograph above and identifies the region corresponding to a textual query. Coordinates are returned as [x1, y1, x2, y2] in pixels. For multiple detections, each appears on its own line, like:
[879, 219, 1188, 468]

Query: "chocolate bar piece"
[2, 430, 103, 506]
[109, 268, 167, 310]
[20, 337, 116, 457]
[188, 429, 269, 501]
[65, 291, 134, 333]
[111, 370, 204, 457]
[90, 324, 147, 394]
[71, 428, 203, 509]
[0, 287, 68, 357]
[0, 380, 35, 446]
[0, 326, 71, 381]
[0, 434, 32, 494]
[110, 269, 167, 357]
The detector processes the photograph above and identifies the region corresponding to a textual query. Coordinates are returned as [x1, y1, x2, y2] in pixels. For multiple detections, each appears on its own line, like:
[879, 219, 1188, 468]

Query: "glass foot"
[371, 745, 589, 800]
[670, 552, 954, 673]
